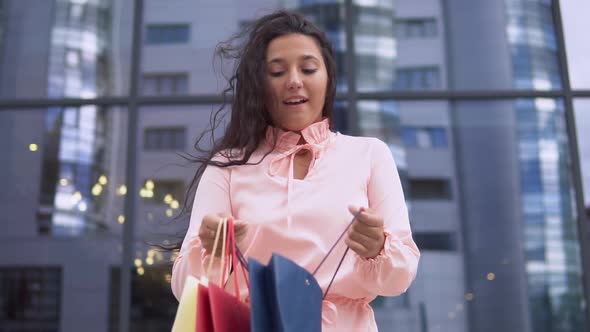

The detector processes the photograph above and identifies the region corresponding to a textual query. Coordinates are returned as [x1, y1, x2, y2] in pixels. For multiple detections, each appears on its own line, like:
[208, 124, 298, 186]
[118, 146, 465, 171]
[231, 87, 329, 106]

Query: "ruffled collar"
[265, 118, 333, 152]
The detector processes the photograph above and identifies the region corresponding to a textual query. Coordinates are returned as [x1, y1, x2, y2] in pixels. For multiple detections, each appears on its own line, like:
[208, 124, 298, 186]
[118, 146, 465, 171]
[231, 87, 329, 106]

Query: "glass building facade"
[39, 0, 114, 236]
[506, 0, 585, 330]
[1, 0, 589, 331]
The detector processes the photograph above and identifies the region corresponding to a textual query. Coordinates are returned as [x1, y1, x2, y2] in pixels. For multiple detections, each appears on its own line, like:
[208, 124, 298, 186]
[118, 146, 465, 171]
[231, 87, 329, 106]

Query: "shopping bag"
[248, 211, 360, 332]
[196, 282, 213, 332]
[208, 281, 251, 331]
[172, 217, 227, 332]
[171, 275, 200, 332]
[199, 217, 250, 332]
[196, 218, 227, 332]
[249, 254, 323, 332]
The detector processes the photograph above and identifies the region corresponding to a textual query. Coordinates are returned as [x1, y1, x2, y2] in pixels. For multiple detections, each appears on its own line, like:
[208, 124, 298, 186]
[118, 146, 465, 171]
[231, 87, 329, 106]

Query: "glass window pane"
[354, 1, 564, 92]
[159, 76, 174, 96]
[174, 74, 188, 95]
[401, 127, 418, 147]
[141, 2, 349, 96]
[356, 98, 586, 332]
[0, 0, 133, 99]
[141, 76, 158, 96]
[561, 0, 590, 89]
[430, 127, 448, 147]
[143, 127, 186, 151]
[145, 24, 190, 45]
[1, 106, 126, 331]
[129, 105, 218, 330]
[0, 267, 61, 330]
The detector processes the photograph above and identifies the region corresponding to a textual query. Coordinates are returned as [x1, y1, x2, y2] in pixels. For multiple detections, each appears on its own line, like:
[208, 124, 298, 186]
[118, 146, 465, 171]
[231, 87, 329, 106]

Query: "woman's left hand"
[345, 206, 386, 259]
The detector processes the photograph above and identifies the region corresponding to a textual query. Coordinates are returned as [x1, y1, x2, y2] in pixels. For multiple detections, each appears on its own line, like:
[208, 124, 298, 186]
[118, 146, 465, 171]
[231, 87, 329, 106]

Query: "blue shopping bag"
[248, 211, 361, 332]
[249, 254, 323, 332]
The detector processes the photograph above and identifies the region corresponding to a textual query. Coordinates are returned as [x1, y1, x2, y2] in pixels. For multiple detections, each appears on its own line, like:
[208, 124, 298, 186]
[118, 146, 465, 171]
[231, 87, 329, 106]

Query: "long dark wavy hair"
[168, 10, 338, 250]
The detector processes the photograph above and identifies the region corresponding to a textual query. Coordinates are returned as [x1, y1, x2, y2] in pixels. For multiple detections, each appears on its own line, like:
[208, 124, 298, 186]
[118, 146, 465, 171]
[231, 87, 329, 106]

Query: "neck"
[296, 136, 307, 145]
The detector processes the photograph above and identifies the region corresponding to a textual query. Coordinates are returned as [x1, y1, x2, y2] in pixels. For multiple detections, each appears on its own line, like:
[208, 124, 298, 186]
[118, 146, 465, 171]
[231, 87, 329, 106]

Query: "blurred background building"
[1, 0, 589, 332]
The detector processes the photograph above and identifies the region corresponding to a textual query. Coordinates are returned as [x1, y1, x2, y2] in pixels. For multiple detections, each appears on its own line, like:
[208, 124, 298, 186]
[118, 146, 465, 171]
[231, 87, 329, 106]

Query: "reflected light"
[145, 180, 155, 190]
[118, 185, 127, 195]
[73, 191, 82, 201]
[166, 209, 173, 217]
[487, 272, 495, 281]
[60, 178, 69, 186]
[98, 175, 108, 185]
[140, 188, 154, 198]
[164, 194, 173, 204]
[78, 201, 87, 212]
[170, 200, 179, 209]
[146, 257, 154, 265]
[92, 184, 103, 196]
[466, 293, 474, 301]
[118, 215, 125, 224]
[137, 267, 145, 276]
[134, 258, 142, 267]
[165, 273, 172, 283]
[29, 143, 38, 152]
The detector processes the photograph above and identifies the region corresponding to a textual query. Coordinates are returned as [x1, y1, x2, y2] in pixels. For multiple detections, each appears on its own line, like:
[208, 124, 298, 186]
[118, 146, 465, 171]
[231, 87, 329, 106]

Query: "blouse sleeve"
[353, 138, 421, 296]
[170, 163, 232, 300]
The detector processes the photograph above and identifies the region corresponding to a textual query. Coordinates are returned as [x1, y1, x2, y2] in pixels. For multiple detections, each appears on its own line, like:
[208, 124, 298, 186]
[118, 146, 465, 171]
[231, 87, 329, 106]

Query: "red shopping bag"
[196, 283, 213, 332]
[196, 218, 250, 332]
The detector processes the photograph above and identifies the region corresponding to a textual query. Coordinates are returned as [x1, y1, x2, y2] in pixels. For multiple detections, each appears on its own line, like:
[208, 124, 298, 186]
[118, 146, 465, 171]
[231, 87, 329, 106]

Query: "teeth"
[285, 99, 306, 104]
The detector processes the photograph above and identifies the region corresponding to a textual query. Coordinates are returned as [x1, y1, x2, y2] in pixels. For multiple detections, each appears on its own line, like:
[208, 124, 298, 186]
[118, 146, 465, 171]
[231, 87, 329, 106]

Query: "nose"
[287, 69, 303, 90]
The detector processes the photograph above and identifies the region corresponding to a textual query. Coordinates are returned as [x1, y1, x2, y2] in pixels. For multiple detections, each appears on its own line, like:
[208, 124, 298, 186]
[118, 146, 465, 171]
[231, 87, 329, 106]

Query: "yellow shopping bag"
[171, 275, 200, 332]
[171, 218, 227, 331]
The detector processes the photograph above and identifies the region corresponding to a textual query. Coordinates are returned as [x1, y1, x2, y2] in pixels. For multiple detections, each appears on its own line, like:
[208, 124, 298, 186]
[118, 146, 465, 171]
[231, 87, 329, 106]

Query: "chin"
[280, 117, 315, 132]
[273, 108, 322, 132]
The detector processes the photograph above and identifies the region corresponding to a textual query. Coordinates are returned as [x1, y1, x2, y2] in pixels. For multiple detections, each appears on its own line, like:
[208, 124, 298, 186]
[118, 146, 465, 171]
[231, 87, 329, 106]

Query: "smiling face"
[265, 33, 328, 132]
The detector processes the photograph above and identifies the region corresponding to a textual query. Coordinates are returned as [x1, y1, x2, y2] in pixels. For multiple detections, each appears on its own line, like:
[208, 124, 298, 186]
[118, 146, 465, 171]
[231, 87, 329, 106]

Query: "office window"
[141, 73, 188, 96]
[144, 127, 186, 151]
[396, 18, 437, 38]
[145, 24, 190, 44]
[414, 232, 457, 251]
[0, 267, 61, 331]
[402, 126, 448, 148]
[396, 67, 441, 90]
[409, 178, 452, 200]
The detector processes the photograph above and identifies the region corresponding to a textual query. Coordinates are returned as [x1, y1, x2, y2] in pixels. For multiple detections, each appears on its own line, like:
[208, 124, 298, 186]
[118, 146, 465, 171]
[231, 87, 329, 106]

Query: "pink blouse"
[171, 118, 420, 331]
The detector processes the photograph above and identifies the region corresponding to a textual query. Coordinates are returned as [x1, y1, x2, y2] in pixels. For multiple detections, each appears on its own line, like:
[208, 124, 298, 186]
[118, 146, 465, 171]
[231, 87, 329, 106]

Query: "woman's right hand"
[199, 213, 248, 257]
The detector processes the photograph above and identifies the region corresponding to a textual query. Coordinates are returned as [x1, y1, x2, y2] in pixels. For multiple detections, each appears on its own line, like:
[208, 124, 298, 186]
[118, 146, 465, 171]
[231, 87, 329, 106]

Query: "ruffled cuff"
[354, 231, 392, 267]
[353, 230, 419, 296]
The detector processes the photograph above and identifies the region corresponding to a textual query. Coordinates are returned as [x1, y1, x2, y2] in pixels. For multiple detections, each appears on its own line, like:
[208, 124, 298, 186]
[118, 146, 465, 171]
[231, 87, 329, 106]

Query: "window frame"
[0, 1, 588, 332]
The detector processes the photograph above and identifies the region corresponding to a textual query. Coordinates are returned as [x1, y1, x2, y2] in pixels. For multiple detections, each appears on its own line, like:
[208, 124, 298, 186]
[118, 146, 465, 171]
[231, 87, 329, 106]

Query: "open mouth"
[283, 98, 308, 106]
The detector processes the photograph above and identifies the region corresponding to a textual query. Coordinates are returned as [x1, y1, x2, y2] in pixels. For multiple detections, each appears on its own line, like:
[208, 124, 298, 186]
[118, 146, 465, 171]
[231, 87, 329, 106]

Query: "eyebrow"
[267, 54, 321, 65]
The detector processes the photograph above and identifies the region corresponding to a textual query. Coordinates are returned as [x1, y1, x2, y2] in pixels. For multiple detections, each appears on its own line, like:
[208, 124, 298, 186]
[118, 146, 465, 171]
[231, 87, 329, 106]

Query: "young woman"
[171, 10, 420, 331]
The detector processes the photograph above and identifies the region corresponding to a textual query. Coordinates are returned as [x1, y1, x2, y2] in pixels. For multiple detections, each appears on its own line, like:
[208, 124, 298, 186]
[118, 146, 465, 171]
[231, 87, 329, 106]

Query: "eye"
[302, 68, 318, 74]
[269, 71, 284, 77]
